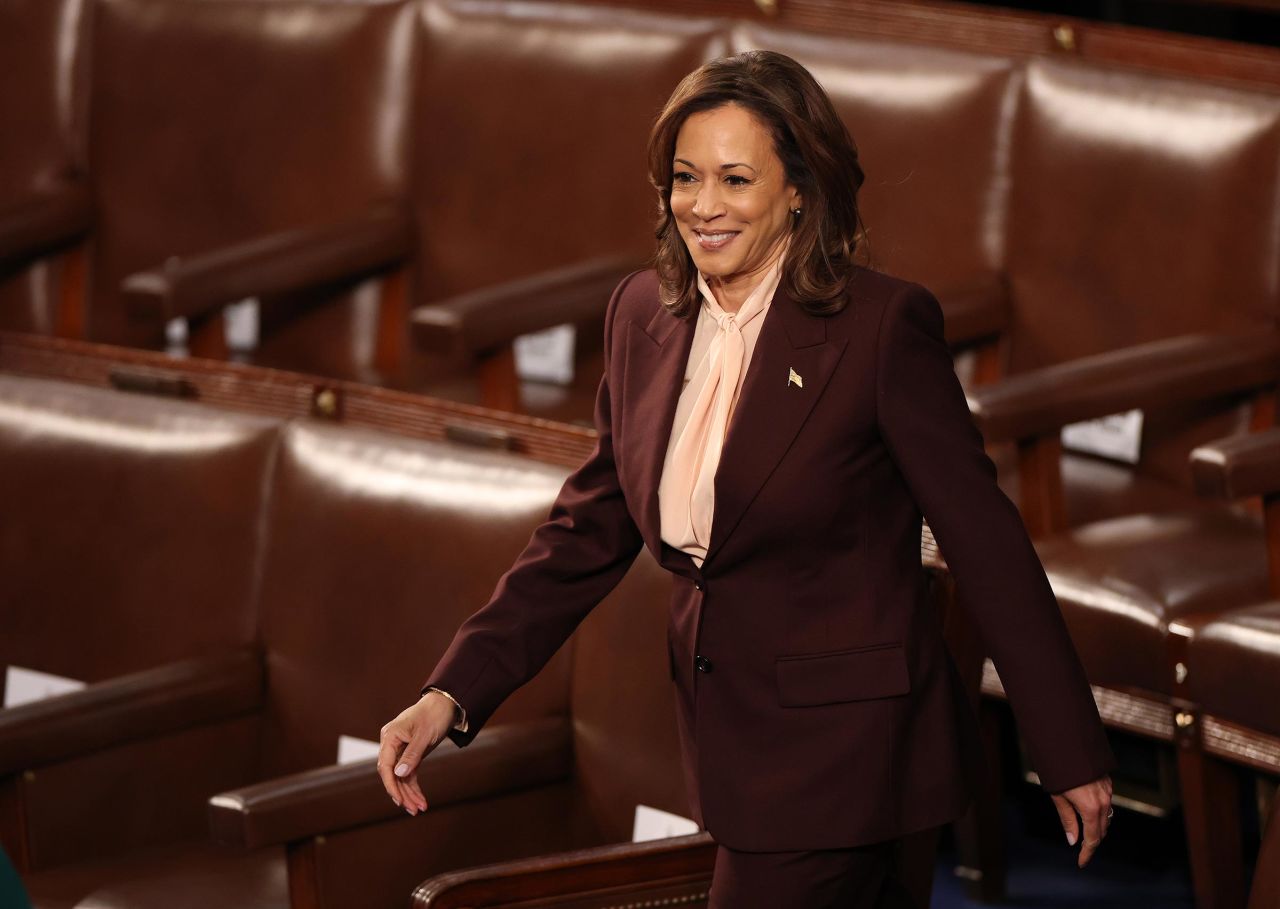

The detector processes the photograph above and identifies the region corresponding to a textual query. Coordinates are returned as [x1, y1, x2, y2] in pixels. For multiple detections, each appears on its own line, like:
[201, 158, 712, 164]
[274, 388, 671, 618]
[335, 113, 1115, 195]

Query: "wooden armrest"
[208, 716, 573, 849]
[0, 647, 262, 774]
[412, 832, 715, 908]
[1191, 427, 1280, 500]
[121, 200, 412, 323]
[937, 274, 1009, 348]
[411, 254, 641, 357]
[968, 331, 1280, 443]
[0, 184, 91, 264]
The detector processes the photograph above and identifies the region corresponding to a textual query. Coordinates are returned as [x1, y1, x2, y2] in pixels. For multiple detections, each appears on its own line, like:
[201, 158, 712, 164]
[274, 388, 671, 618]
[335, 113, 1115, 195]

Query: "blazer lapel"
[622, 301, 696, 556]
[703, 284, 848, 567]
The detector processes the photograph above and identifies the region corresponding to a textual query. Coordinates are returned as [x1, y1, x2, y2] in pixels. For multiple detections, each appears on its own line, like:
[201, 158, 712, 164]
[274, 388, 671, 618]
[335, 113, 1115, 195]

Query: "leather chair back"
[87, 0, 415, 374]
[1004, 59, 1280, 486]
[0, 374, 279, 688]
[0, 0, 88, 334]
[252, 421, 575, 777]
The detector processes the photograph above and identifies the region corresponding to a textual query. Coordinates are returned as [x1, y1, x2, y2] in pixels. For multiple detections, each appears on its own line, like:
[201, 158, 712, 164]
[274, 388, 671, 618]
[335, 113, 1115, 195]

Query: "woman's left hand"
[1051, 774, 1114, 868]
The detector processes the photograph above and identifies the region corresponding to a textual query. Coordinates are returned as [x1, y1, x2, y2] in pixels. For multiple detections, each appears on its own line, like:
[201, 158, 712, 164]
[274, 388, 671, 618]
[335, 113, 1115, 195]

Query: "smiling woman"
[667, 105, 799, 313]
[646, 50, 867, 318]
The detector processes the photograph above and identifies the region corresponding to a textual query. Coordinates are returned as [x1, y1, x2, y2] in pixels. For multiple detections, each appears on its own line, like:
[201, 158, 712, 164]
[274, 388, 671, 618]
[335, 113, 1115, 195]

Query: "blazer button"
[694, 581, 703, 591]
[695, 655, 713, 673]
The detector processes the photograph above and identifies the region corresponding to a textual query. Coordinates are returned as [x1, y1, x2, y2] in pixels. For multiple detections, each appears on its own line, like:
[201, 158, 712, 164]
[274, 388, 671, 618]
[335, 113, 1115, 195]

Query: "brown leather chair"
[0, 0, 91, 338]
[86, 0, 417, 383]
[67, 419, 683, 909]
[98, 0, 721, 421]
[931, 56, 1280, 903]
[0, 375, 280, 906]
[1151, 428, 1280, 909]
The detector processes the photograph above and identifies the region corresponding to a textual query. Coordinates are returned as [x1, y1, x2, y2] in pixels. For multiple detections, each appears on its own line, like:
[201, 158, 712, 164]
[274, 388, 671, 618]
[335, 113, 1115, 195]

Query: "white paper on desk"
[1061, 409, 1143, 464]
[224, 298, 260, 351]
[165, 316, 189, 355]
[514, 323, 575, 385]
[4, 665, 87, 708]
[632, 804, 699, 842]
[337, 734, 382, 765]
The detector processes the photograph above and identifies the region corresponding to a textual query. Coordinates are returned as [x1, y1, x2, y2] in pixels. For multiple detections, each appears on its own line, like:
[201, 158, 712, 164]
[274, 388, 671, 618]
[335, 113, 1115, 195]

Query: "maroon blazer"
[422, 265, 1116, 851]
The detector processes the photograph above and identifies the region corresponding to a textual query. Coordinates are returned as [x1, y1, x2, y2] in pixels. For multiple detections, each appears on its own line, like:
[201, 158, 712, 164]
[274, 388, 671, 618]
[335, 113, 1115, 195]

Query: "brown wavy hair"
[647, 50, 869, 317]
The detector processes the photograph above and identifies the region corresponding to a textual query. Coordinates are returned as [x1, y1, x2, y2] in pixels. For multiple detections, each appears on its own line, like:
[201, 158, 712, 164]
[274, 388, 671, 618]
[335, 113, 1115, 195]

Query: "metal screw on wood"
[1052, 23, 1077, 52]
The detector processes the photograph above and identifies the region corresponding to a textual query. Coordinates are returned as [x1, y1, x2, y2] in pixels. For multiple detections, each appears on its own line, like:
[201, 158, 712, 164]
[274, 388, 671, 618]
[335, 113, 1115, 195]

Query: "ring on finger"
[1107, 808, 1115, 819]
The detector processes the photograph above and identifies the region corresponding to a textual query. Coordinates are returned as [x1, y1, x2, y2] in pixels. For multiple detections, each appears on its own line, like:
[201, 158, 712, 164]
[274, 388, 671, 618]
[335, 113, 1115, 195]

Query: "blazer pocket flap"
[776, 643, 910, 707]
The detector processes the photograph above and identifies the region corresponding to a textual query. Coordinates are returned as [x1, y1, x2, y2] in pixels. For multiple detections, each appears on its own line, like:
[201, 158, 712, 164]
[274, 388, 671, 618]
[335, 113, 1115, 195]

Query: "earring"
[791, 208, 802, 215]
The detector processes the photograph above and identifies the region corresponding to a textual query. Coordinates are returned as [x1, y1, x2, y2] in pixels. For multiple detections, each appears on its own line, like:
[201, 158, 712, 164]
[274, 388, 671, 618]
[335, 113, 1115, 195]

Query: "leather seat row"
[0, 368, 687, 909]
[9, 0, 1277, 428]
[5, 0, 1280, 904]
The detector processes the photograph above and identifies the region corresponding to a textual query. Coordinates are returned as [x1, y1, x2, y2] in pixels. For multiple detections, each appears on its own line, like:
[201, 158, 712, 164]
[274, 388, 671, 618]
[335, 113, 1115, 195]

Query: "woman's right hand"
[377, 691, 457, 815]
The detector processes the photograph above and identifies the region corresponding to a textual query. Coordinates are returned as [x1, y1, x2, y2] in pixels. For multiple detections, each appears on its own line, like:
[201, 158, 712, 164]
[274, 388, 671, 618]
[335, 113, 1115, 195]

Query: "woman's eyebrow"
[674, 158, 758, 173]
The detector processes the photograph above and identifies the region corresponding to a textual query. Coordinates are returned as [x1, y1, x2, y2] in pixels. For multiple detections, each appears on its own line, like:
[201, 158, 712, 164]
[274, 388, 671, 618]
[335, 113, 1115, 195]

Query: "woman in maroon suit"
[379, 50, 1114, 907]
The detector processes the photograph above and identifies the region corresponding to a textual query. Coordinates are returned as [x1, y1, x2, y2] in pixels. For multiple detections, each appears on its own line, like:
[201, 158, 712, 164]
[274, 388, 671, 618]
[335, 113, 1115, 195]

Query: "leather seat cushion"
[1034, 506, 1268, 695]
[1187, 602, 1280, 737]
[25, 843, 283, 909]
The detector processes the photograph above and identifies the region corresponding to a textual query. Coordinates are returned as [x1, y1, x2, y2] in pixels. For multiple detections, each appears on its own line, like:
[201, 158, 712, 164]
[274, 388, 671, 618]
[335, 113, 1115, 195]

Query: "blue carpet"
[931, 790, 1197, 908]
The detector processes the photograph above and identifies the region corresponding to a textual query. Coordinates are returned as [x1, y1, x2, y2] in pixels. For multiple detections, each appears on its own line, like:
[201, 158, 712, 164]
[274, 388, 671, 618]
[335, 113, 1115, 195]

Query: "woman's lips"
[694, 230, 739, 251]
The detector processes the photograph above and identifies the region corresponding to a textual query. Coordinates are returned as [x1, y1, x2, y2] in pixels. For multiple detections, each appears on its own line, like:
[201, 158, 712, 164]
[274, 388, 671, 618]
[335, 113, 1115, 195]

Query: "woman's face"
[670, 102, 801, 286]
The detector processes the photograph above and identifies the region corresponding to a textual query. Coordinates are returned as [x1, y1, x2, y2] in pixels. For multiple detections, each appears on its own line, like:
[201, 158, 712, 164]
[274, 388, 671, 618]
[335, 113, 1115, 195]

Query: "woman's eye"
[725, 175, 750, 186]
[673, 171, 696, 184]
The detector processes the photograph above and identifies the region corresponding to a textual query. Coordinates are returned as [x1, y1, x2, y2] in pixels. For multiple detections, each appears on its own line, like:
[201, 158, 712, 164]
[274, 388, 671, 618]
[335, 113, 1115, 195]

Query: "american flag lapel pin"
[788, 367, 804, 389]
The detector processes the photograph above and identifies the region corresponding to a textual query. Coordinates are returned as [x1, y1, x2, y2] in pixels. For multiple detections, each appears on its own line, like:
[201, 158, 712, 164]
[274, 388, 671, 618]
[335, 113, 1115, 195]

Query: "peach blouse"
[657, 251, 786, 567]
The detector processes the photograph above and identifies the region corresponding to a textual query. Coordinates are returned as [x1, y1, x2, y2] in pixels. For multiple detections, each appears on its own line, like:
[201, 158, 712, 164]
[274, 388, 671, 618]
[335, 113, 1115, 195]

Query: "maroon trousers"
[708, 838, 922, 909]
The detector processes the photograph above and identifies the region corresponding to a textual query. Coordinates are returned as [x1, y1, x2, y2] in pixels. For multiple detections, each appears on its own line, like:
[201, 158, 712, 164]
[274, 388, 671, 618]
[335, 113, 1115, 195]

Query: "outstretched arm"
[378, 270, 647, 812]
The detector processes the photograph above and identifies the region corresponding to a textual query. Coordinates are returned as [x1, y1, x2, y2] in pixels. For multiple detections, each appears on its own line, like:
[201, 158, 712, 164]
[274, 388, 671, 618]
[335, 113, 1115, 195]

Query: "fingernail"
[392, 798, 400, 807]
[1066, 831, 1077, 846]
[394, 762, 409, 777]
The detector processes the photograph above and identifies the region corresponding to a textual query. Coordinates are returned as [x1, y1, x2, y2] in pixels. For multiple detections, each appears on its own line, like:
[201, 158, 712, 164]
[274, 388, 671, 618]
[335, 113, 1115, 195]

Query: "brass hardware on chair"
[754, 0, 779, 16]
[444, 422, 516, 450]
[22, 771, 35, 783]
[109, 368, 197, 399]
[1052, 23, 1077, 52]
[312, 387, 339, 420]
[1176, 710, 1196, 729]
[1175, 662, 1188, 685]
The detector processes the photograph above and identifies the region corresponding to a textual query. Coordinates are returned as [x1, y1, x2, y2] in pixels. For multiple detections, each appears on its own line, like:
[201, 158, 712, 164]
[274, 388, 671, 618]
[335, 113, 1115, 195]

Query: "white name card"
[632, 804, 699, 842]
[337, 734, 382, 765]
[223, 298, 260, 352]
[1061, 409, 1144, 464]
[165, 316, 189, 355]
[514, 324, 576, 386]
[4, 665, 86, 708]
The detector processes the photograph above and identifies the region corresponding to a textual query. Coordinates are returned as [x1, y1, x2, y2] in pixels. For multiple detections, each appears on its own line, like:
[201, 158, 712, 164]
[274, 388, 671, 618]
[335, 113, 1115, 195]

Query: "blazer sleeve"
[875, 281, 1116, 794]
[420, 269, 647, 748]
